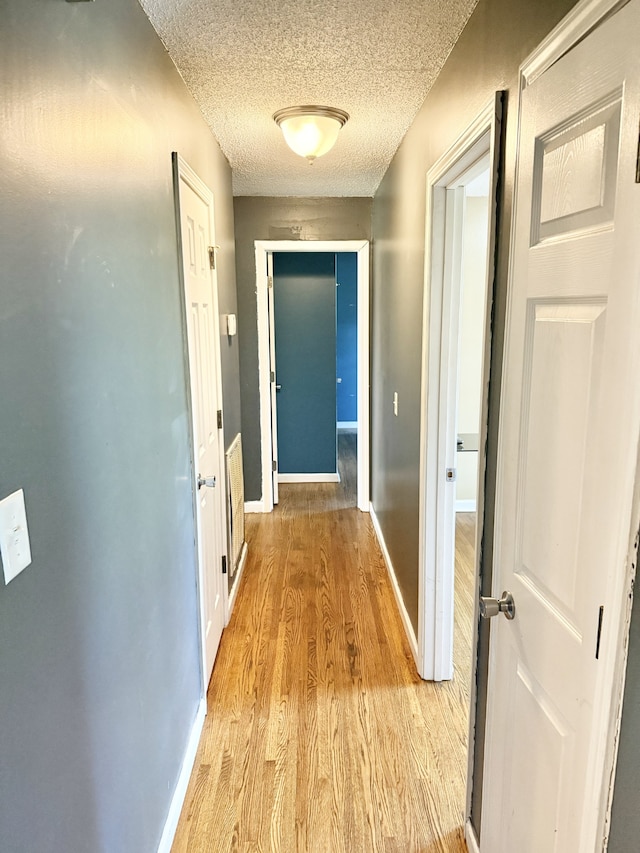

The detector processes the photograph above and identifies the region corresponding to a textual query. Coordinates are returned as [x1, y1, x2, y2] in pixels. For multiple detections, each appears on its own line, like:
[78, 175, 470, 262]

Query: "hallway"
[172, 436, 474, 852]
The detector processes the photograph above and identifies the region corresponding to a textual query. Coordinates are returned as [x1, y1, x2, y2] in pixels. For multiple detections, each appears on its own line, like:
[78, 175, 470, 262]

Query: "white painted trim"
[254, 240, 370, 514]
[337, 421, 358, 430]
[175, 154, 229, 694]
[278, 472, 340, 484]
[355, 246, 370, 513]
[456, 499, 477, 513]
[522, 0, 629, 88]
[227, 541, 248, 620]
[157, 697, 206, 853]
[244, 500, 265, 514]
[256, 244, 274, 514]
[418, 99, 497, 685]
[370, 503, 419, 668]
[464, 819, 481, 853]
[266, 251, 279, 508]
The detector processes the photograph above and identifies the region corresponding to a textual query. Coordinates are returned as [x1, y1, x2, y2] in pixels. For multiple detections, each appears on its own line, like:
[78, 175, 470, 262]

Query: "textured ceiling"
[139, 0, 479, 197]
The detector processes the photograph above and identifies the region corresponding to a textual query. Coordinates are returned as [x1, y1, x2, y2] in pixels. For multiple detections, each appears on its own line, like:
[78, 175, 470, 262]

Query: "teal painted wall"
[273, 253, 337, 475]
[336, 253, 358, 424]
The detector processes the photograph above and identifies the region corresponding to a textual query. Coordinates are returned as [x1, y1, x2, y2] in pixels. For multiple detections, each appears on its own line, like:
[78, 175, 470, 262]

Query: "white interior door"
[482, 3, 640, 851]
[267, 251, 279, 505]
[179, 169, 226, 687]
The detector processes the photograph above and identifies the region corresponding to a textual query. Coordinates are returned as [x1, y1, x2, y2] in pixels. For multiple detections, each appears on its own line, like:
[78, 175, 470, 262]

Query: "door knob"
[480, 591, 516, 620]
[197, 475, 216, 490]
[275, 384, 282, 391]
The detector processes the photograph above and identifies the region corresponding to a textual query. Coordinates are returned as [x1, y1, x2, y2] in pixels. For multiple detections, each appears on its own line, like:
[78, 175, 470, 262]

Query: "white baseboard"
[278, 473, 340, 484]
[157, 697, 206, 853]
[337, 421, 358, 429]
[227, 541, 248, 621]
[465, 819, 480, 853]
[456, 499, 477, 512]
[369, 503, 419, 668]
[244, 500, 265, 513]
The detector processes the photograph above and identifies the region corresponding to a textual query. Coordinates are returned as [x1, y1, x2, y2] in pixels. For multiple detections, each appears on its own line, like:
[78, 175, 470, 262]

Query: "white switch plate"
[393, 391, 399, 417]
[0, 489, 32, 585]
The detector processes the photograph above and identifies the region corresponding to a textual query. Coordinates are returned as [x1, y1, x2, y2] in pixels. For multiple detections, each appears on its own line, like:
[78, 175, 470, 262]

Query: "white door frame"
[254, 240, 370, 513]
[472, 1, 639, 849]
[266, 251, 279, 505]
[174, 154, 229, 695]
[418, 97, 502, 684]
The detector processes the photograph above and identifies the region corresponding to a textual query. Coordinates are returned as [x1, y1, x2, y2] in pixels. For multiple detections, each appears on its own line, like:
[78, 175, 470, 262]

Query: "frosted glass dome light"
[273, 106, 349, 163]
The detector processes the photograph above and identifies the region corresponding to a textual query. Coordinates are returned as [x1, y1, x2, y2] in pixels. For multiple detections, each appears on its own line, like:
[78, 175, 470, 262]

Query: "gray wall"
[0, 2, 240, 851]
[369, 0, 577, 832]
[233, 197, 372, 502]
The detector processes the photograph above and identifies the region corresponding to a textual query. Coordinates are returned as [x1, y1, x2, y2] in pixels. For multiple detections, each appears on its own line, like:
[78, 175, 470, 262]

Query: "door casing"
[173, 153, 229, 695]
[254, 240, 370, 513]
[418, 96, 503, 688]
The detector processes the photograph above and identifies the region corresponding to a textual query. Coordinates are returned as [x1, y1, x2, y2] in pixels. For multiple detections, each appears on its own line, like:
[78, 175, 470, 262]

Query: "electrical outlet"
[0, 489, 32, 585]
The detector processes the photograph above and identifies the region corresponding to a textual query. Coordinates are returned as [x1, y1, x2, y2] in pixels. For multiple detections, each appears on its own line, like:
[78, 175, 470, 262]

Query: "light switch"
[226, 313, 237, 336]
[393, 392, 399, 417]
[0, 489, 32, 585]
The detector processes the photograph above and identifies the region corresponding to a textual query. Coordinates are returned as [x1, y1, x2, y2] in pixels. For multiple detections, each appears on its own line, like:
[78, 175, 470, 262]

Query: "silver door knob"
[197, 475, 216, 490]
[480, 591, 516, 620]
[275, 384, 282, 391]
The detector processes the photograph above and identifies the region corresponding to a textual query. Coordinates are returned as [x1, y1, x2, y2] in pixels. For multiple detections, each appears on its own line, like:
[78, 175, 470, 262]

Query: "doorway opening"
[269, 251, 359, 508]
[254, 240, 370, 513]
[417, 94, 504, 846]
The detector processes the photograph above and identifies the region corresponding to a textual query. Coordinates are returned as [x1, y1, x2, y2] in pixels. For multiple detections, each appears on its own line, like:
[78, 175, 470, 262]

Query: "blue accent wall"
[336, 253, 358, 424]
[273, 253, 337, 474]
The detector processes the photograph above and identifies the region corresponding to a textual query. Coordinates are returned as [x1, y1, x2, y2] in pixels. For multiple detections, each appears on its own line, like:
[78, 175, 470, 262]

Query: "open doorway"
[269, 251, 359, 507]
[416, 93, 504, 847]
[418, 96, 503, 681]
[254, 240, 370, 513]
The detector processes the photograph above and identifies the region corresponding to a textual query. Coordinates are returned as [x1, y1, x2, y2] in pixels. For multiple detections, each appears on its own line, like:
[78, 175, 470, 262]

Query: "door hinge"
[268, 275, 273, 289]
[208, 246, 216, 270]
[636, 121, 640, 183]
[272, 460, 277, 472]
[217, 409, 223, 430]
[270, 370, 275, 383]
[222, 554, 227, 575]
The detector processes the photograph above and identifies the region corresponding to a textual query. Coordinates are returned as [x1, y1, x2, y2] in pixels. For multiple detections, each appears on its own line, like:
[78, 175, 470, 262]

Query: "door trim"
[464, 820, 481, 853]
[522, 0, 630, 88]
[418, 95, 503, 682]
[173, 153, 229, 695]
[254, 240, 370, 513]
[481, 0, 639, 846]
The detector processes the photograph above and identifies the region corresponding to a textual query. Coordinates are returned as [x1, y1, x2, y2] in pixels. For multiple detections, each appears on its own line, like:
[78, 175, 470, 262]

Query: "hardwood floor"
[172, 439, 475, 853]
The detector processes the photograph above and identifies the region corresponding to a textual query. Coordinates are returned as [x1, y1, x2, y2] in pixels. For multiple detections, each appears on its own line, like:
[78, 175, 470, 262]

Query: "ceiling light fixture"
[273, 105, 349, 164]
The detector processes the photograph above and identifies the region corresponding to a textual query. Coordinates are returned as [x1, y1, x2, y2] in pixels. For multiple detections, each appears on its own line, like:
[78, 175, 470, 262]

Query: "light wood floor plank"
[172, 435, 474, 853]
